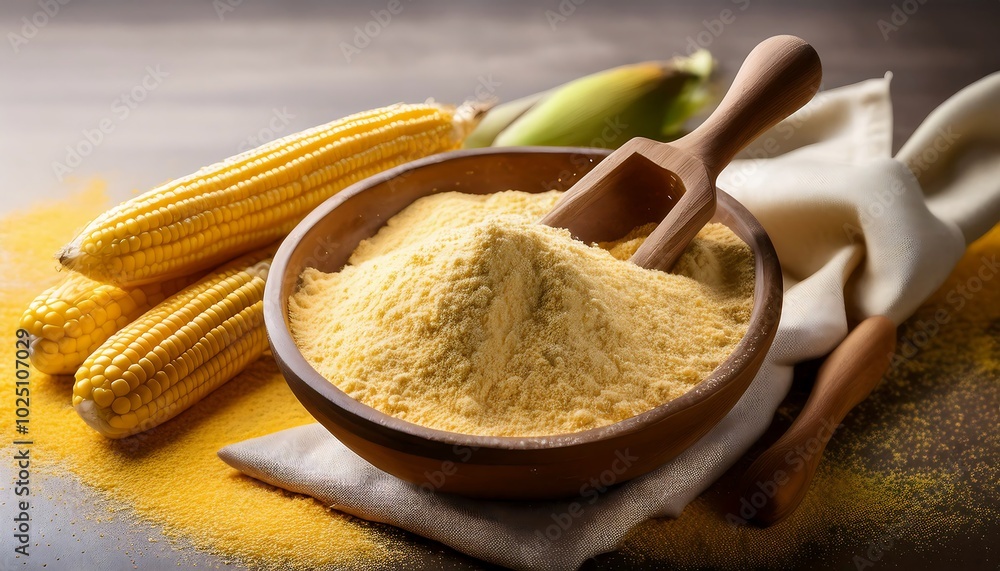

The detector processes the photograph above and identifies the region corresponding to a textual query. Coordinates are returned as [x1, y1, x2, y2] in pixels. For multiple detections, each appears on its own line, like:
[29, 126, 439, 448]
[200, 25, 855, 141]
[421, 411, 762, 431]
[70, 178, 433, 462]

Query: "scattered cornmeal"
[288, 190, 755, 437]
[2, 186, 993, 571]
[612, 221, 1000, 569]
[0, 184, 393, 570]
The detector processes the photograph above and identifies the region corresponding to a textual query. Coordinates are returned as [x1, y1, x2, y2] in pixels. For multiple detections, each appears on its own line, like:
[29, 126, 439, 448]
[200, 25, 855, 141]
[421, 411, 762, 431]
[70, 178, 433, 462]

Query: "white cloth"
[218, 73, 1000, 571]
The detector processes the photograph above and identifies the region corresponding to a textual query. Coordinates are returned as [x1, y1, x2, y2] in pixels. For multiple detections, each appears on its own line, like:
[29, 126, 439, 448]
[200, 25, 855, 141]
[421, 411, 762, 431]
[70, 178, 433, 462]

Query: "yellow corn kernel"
[20, 272, 198, 375]
[72, 247, 275, 439]
[59, 103, 482, 286]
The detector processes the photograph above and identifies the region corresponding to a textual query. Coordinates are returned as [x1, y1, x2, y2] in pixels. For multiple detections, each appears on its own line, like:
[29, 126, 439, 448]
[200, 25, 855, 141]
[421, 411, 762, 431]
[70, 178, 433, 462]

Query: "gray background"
[2, 1, 998, 570]
[3, 0, 998, 210]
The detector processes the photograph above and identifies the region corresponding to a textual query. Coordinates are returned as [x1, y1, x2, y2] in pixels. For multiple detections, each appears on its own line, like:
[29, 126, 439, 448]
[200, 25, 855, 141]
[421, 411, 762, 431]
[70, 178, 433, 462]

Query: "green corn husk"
[465, 50, 713, 149]
[462, 91, 548, 149]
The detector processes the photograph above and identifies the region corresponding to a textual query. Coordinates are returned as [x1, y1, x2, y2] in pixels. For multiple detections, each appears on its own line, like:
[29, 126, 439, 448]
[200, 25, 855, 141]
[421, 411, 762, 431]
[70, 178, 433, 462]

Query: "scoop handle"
[677, 35, 822, 179]
[735, 315, 897, 526]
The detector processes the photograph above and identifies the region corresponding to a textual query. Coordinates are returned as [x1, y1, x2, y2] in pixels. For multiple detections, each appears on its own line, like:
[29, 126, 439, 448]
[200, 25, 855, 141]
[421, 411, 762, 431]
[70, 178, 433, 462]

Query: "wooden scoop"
[541, 35, 823, 271]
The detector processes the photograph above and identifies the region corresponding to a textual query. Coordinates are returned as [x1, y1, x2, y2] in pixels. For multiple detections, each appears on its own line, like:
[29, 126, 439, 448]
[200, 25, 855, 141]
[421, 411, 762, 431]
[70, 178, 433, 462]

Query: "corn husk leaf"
[469, 50, 714, 149]
[463, 91, 548, 148]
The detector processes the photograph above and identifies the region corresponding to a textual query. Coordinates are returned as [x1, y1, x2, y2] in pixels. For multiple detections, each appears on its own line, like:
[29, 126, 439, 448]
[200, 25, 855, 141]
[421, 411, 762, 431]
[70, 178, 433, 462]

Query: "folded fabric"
[219, 72, 1000, 571]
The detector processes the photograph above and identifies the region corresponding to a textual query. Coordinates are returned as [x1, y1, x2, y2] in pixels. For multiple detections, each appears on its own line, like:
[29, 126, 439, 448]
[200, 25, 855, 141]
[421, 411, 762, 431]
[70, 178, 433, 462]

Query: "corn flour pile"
[289, 190, 754, 437]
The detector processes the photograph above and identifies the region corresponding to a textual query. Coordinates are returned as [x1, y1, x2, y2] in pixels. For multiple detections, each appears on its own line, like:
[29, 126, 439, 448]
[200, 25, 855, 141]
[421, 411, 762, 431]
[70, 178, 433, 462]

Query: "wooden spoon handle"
[734, 315, 896, 526]
[677, 35, 822, 179]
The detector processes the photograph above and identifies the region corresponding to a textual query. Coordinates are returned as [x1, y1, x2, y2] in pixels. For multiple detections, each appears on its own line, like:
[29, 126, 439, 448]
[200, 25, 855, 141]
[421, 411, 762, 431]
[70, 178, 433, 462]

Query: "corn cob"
[59, 102, 481, 287]
[480, 51, 714, 148]
[20, 273, 200, 375]
[72, 246, 275, 438]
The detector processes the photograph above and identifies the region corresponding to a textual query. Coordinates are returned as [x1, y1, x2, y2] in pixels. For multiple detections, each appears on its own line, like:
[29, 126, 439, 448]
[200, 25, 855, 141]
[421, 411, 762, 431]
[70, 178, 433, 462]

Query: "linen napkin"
[218, 72, 1000, 571]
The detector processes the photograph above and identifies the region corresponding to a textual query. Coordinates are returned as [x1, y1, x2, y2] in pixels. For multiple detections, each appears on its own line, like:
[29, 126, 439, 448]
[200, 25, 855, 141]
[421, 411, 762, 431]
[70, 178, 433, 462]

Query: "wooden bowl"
[264, 147, 782, 500]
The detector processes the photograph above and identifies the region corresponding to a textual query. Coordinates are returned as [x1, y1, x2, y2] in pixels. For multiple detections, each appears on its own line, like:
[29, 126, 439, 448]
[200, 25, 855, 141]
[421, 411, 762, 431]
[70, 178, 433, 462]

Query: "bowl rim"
[265, 146, 782, 452]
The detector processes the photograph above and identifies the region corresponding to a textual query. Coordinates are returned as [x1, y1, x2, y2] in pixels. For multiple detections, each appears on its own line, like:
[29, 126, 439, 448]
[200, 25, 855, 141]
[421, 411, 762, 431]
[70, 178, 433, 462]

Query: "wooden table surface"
[1, 1, 996, 570]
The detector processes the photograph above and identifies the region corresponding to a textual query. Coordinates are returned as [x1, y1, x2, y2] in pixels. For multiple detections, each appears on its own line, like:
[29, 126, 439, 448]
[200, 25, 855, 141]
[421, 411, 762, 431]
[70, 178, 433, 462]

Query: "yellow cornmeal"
[289, 191, 754, 437]
[0, 184, 393, 570]
[618, 222, 1000, 569]
[5, 186, 993, 570]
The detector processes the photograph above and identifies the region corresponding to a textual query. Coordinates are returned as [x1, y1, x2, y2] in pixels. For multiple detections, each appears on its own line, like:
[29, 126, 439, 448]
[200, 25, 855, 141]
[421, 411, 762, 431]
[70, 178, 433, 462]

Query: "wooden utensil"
[265, 147, 784, 499]
[736, 315, 897, 526]
[542, 35, 822, 272]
